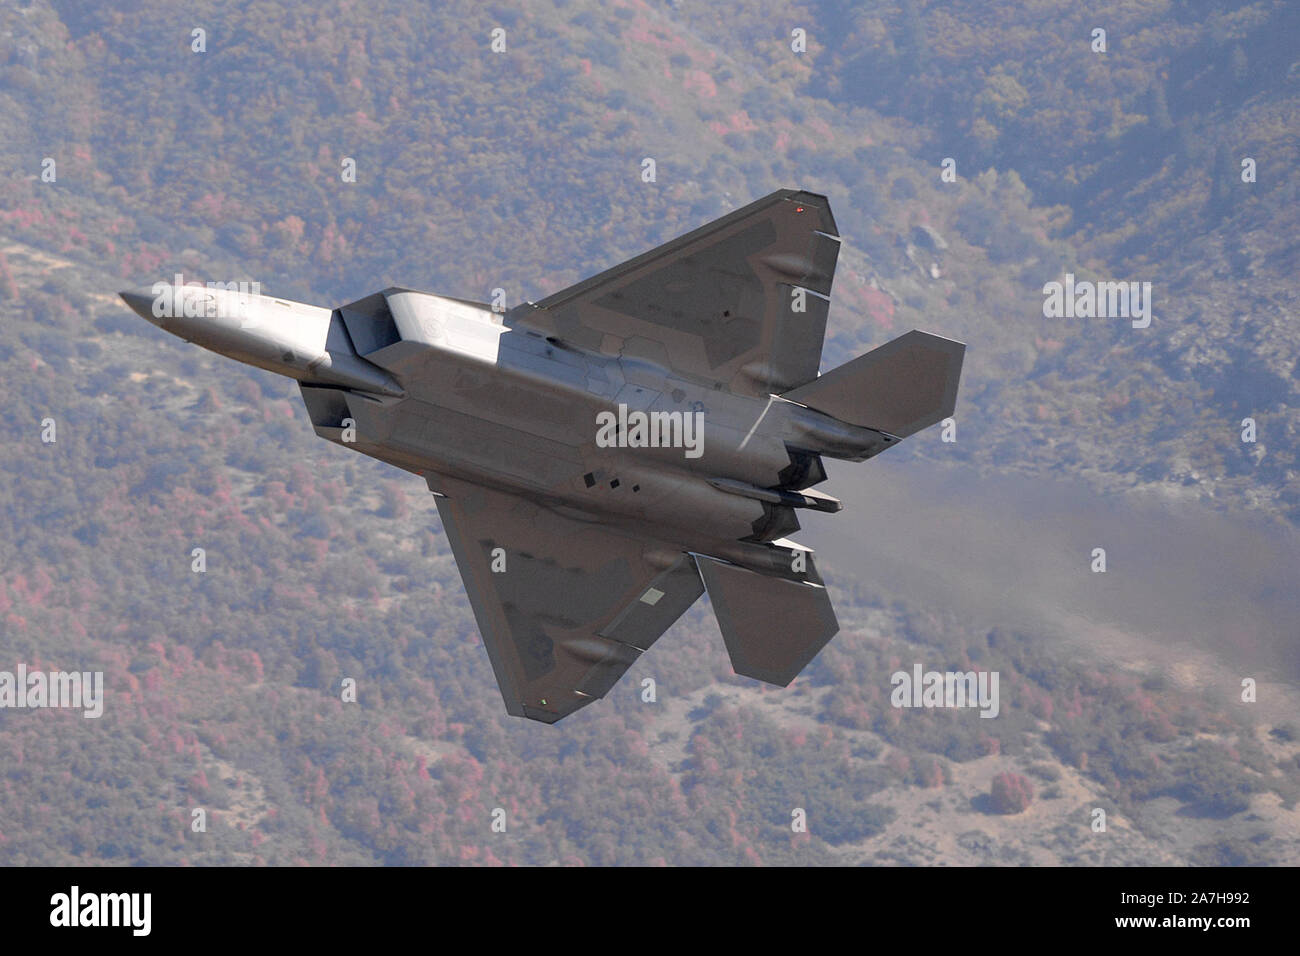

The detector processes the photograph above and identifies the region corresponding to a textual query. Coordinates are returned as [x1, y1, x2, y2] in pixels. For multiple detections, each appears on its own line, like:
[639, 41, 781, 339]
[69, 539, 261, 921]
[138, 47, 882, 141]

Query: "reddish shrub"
[990, 772, 1034, 814]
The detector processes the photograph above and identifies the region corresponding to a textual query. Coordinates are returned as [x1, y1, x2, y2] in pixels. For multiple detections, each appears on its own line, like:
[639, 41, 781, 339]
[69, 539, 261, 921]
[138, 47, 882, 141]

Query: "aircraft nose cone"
[119, 287, 159, 324]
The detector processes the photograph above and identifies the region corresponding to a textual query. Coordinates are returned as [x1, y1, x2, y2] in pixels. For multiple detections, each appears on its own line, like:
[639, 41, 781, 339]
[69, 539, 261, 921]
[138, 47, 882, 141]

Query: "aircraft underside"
[121, 188, 965, 723]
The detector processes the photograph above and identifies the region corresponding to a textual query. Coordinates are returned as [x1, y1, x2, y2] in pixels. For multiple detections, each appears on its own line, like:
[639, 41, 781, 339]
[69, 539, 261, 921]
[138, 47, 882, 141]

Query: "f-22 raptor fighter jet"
[121, 189, 965, 723]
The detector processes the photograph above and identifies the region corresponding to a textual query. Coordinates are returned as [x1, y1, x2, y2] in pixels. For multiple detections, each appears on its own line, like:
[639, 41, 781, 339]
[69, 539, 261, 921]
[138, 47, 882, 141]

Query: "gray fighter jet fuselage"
[121, 190, 965, 723]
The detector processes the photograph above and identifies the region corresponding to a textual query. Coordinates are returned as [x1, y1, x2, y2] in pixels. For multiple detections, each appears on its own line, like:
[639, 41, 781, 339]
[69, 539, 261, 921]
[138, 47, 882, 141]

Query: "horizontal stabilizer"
[695, 554, 838, 686]
[782, 329, 965, 437]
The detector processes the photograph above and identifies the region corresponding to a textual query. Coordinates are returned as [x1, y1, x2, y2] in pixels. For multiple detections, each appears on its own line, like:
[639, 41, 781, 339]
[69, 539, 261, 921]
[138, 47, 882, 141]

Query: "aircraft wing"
[508, 189, 840, 397]
[432, 477, 703, 723]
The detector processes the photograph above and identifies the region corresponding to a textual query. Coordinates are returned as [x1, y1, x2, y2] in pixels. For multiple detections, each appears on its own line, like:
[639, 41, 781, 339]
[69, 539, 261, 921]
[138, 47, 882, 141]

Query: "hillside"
[0, 0, 1296, 865]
